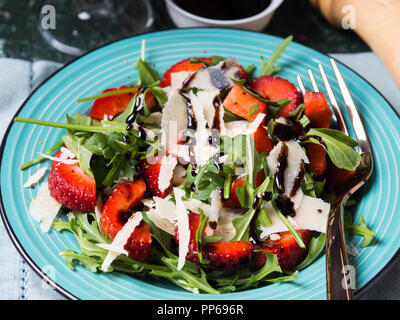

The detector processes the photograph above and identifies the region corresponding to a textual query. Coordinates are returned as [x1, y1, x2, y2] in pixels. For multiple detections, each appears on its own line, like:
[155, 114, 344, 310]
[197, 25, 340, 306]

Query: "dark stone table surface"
[0, 0, 370, 64]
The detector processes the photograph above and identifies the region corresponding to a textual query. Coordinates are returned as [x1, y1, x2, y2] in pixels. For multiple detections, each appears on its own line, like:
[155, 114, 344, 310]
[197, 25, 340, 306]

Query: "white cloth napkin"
[0, 52, 399, 300]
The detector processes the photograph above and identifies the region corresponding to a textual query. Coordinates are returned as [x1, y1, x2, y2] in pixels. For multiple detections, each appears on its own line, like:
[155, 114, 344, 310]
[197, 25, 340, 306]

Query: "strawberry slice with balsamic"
[253, 229, 312, 270]
[141, 157, 173, 198]
[249, 75, 300, 118]
[223, 84, 267, 121]
[89, 85, 155, 120]
[101, 180, 151, 260]
[48, 149, 96, 213]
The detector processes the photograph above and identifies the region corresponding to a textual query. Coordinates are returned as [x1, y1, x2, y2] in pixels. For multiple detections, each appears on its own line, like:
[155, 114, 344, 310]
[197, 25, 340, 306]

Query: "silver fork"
[297, 59, 373, 300]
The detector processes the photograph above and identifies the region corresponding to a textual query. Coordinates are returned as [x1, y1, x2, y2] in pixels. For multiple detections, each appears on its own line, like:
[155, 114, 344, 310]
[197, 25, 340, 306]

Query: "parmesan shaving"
[23, 167, 47, 188]
[224, 113, 266, 138]
[100, 212, 143, 272]
[158, 155, 178, 192]
[37, 153, 79, 165]
[29, 183, 62, 232]
[174, 188, 190, 270]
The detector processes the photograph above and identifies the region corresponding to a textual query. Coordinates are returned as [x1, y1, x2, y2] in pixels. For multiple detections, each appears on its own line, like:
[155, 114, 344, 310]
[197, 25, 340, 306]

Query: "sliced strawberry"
[252, 122, 274, 154]
[141, 157, 173, 198]
[326, 163, 357, 192]
[161, 57, 248, 88]
[161, 57, 213, 87]
[303, 91, 332, 176]
[254, 229, 312, 270]
[48, 149, 96, 212]
[249, 75, 300, 118]
[223, 84, 267, 121]
[101, 180, 146, 238]
[236, 64, 249, 79]
[124, 222, 152, 260]
[203, 240, 254, 269]
[223, 171, 266, 209]
[89, 85, 155, 120]
[306, 143, 327, 177]
[100, 180, 151, 260]
[174, 212, 202, 264]
[304, 90, 332, 128]
[174, 212, 254, 268]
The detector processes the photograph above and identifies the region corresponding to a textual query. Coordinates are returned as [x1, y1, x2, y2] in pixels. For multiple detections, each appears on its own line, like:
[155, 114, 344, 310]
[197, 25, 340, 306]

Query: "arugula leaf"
[230, 207, 255, 241]
[288, 103, 310, 128]
[223, 107, 245, 122]
[60, 250, 102, 272]
[344, 211, 376, 247]
[152, 257, 219, 294]
[136, 58, 160, 86]
[19, 140, 64, 170]
[77, 144, 94, 178]
[208, 251, 284, 290]
[245, 64, 256, 77]
[52, 212, 166, 274]
[294, 233, 325, 270]
[257, 207, 272, 227]
[77, 87, 140, 103]
[145, 81, 168, 108]
[195, 209, 210, 264]
[14, 117, 126, 133]
[249, 250, 283, 282]
[247, 103, 260, 119]
[264, 271, 299, 283]
[272, 200, 306, 248]
[305, 128, 361, 171]
[301, 171, 326, 198]
[259, 35, 293, 76]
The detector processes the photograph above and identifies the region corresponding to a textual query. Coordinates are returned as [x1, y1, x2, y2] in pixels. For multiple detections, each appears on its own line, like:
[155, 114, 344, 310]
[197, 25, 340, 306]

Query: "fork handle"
[325, 200, 353, 300]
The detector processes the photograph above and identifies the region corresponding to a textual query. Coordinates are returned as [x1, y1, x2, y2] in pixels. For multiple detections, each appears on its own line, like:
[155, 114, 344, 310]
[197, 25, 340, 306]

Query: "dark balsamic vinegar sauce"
[290, 164, 305, 198]
[273, 121, 305, 142]
[126, 87, 146, 131]
[274, 142, 297, 217]
[275, 142, 288, 193]
[173, 0, 271, 20]
[249, 193, 268, 245]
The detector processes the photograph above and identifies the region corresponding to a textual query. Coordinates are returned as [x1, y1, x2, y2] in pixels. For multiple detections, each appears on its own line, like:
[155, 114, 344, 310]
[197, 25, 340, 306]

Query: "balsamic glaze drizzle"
[274, 142, 297, 217]
[275, 142, 288, 194]
[180, 93, 197, 135]
[273, 121, 305, 142]
[126, 87, 146, 131]
[211, 95, 221, 132]
[290, 163, 305, 198]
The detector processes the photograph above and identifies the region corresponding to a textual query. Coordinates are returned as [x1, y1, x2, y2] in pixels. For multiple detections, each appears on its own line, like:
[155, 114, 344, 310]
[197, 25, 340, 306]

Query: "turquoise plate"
[1, 28, 400, 300]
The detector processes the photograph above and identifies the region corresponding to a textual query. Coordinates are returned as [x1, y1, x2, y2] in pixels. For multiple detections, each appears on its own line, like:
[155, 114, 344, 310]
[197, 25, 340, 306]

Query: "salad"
[16, 36, 375, 294]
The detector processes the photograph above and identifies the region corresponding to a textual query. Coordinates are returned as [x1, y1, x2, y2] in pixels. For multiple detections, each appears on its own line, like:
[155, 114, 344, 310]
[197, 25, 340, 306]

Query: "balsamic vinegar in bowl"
[172, 0, 272, 20]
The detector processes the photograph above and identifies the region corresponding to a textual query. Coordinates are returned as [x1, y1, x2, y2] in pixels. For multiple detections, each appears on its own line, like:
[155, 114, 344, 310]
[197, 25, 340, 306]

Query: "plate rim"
[0, 27, 399, 300]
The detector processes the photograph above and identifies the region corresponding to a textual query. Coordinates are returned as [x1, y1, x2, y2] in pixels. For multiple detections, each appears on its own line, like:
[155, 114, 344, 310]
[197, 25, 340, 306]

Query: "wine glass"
[37, 0, 154, 56]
